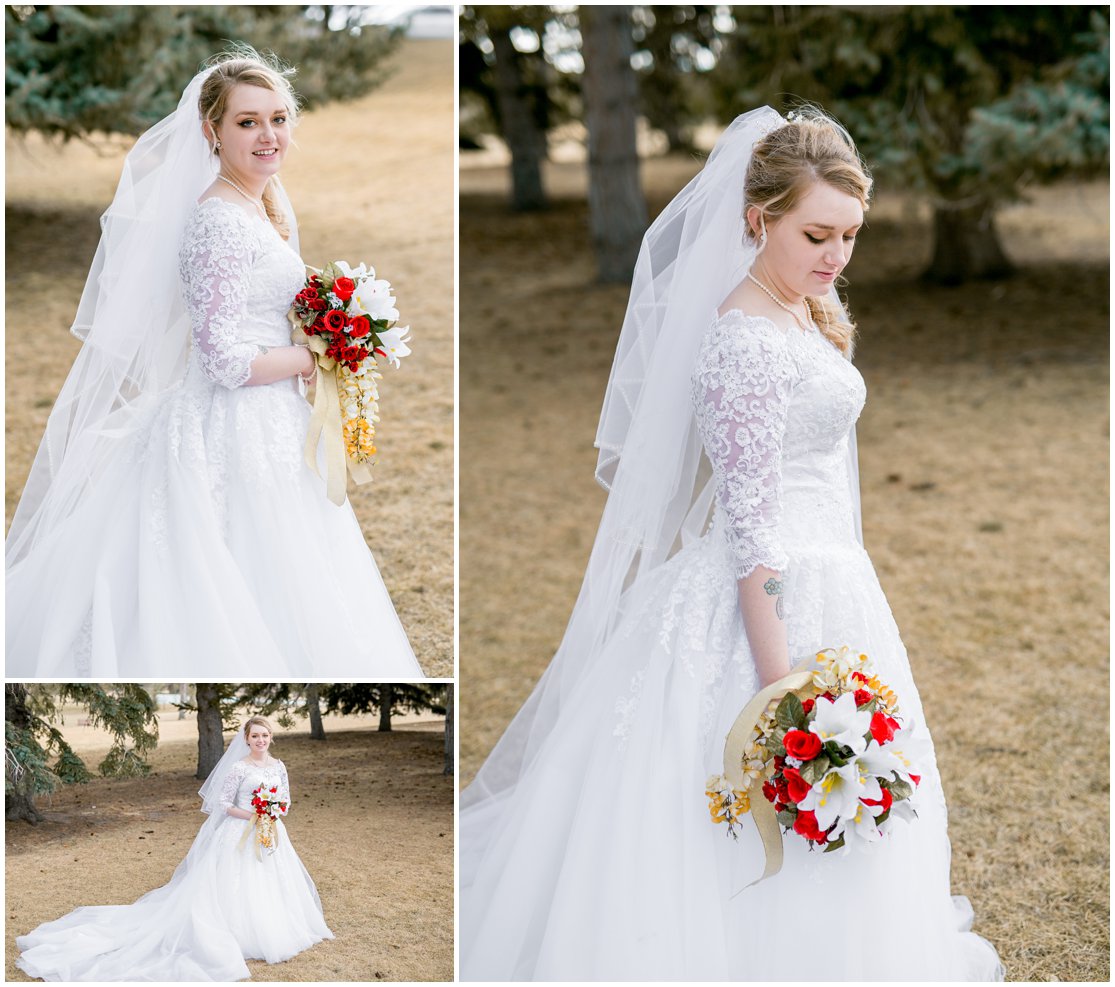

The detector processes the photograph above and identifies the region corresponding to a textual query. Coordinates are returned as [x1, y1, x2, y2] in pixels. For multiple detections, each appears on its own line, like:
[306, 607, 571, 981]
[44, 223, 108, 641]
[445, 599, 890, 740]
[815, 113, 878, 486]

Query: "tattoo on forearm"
[763, 577, 784, 620]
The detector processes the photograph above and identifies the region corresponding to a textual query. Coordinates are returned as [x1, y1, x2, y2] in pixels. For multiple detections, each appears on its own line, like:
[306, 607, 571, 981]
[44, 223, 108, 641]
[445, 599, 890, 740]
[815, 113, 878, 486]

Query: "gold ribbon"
[291, 318, 374, 507]
[722, 667, 815, 893]
[238, 813, 281, 862]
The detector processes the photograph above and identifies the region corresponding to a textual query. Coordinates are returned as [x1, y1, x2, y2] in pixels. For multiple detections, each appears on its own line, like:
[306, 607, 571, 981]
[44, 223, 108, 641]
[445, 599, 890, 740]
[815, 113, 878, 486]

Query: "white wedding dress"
[461, 313, 1005, 980]
[16, 758, 332, 982]
[7, 198, 419, 677]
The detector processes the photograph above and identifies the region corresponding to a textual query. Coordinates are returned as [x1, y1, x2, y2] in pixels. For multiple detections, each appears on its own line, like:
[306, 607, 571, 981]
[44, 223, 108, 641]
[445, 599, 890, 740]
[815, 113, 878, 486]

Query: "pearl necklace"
[747, 272, 815, 333]
[217, 174, 268, 221]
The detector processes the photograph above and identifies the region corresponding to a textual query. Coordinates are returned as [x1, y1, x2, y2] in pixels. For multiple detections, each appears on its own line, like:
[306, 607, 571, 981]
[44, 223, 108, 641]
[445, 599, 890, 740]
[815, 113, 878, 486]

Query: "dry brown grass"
[459, 155, 1108, 981]
[4, 38, 454, 675]
[5, 709, 453, 982]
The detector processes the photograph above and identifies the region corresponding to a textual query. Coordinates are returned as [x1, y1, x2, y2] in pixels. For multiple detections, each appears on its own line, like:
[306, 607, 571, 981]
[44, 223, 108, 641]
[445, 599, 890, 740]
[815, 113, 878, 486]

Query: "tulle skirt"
[7, 369, 419, 677]
[15, 817, 333, 982]
[460, 534, 1005, 981]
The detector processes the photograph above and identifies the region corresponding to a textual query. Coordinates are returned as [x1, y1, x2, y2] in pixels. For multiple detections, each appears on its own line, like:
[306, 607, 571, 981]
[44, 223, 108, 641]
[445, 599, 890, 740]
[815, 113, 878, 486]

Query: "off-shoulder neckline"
[238, 755, 283, 767]
[194, 195, 270, 227]
[711, 308, 816, 337]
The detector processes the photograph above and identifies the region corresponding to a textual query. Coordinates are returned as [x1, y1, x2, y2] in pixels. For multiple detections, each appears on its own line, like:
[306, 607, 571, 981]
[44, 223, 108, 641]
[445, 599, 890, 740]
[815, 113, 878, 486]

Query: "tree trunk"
[178, 683, 189, 719]
[306, 683, 326, 741]
[580, 6, 648, 283]
[5, 684, 44, 824]
[924, 198, 1014, 284]
[492, 27, 547, 211]
[195, 684, 224, 780]
[443, 688, 455, 776]
[378, 684, 394, 732]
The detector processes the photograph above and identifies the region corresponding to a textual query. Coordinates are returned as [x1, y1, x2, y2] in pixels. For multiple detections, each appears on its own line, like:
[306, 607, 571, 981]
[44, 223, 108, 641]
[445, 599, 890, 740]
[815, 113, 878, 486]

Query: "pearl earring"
[214, 140, 222, 151]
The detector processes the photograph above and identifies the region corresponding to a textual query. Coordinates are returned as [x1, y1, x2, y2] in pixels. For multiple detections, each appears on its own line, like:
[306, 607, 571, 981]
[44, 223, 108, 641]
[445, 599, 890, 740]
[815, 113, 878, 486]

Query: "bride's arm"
[181, 210, 314, 388]
[242, 345, 315, 387]
[218, 762, 253, 819]
[693, 322, 796, 688]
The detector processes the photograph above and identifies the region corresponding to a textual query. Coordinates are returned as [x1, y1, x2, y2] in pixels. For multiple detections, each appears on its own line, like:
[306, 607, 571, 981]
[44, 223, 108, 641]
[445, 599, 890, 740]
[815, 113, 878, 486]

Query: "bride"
[16, 716, 333, 981]
[6, 50, 420, 677]
[460, 107, 1006, 980]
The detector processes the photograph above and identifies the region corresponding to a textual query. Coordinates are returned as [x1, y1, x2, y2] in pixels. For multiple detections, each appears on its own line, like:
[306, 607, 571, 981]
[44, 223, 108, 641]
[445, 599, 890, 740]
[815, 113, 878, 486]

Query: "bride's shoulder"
[185, 195, 257, 235]
[700, 308, 790, 357]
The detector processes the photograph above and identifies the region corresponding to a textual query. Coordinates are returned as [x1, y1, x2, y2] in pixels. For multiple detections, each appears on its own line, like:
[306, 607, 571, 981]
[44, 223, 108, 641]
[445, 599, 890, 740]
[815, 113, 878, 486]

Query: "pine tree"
[5, 683, 158, 824]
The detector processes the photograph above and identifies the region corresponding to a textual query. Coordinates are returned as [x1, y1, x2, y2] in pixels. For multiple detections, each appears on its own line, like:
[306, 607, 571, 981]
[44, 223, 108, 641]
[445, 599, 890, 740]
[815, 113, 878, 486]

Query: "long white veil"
[6, 65, 299, 566]
[462, 107, 865, 868]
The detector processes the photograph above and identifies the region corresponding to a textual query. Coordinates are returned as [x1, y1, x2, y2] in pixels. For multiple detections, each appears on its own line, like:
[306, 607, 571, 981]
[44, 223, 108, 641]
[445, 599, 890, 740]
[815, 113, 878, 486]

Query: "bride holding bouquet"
[6, 49, 420, 677]
[460, 106, 1005, 981]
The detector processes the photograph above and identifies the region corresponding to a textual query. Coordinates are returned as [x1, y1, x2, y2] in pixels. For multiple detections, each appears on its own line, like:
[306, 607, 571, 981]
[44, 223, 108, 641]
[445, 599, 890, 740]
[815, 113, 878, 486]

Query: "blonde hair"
[745, 106, 873, 355]
[243, 715, 275, 743]
[199, 48, 298, 240]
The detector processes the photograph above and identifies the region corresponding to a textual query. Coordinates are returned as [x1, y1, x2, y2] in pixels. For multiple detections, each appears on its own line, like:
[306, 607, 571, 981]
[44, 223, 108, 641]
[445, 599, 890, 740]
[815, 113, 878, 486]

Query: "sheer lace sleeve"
[219, 761, 245, 814]
[692, 316, 797, 578]
[278, 761, 291, 815]
[179, 202, 261, 389]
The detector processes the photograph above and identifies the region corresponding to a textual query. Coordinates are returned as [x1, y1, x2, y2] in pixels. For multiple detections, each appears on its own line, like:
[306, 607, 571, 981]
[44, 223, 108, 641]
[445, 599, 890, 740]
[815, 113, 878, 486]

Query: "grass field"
[5, 38, 454, 675]
[459, 152, 1109, 981]
[5, 709, 453, 982]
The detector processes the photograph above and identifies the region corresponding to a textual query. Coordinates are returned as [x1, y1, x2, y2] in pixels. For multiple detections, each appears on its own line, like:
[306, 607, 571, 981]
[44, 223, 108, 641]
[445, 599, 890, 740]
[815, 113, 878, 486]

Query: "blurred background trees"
[6, 682, 451, 822]
[5, 4, 401, 140]
[459, 4, 1109, 283]
[5, 684, 158, 823]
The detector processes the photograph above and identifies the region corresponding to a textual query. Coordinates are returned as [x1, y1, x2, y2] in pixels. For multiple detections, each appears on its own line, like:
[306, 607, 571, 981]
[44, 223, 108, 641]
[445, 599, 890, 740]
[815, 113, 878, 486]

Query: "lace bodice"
[179, 198, 307, 389]
[692, 312, 866, 578]
[218, 758, 291, 815]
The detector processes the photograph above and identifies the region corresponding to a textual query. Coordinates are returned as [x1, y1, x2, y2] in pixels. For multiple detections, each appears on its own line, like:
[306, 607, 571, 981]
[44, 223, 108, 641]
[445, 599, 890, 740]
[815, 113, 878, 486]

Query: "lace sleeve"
[278, 761, 291, 815]
[692, 317, 797, 578]
[219, 761, 244, 814]
[179, 202, 261, 389]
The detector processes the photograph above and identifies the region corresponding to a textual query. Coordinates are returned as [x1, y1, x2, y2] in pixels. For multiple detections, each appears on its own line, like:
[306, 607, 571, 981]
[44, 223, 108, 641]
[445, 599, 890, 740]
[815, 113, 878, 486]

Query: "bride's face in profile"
[209, 84, 291, 186]
[247, 724, 272, 755]
[752, 182, 863, 298]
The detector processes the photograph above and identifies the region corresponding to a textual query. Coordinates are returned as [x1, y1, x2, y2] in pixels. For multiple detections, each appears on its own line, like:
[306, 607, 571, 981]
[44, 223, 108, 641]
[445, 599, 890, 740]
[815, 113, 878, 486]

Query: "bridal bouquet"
[246, 783, 288, 856]
[290, 261, 412, 505]
[710, 647, 925, 867]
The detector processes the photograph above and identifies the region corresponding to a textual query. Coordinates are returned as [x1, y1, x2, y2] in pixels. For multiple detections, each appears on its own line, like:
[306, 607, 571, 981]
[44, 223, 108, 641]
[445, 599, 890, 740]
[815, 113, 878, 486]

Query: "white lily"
[375, 325, 412, 368]
[836, 791, 887, 849]
[800, 753, 885, 836]
[885, 718, 931, 787]
[808, 691, 871, 756]
[856, 738, 905, 780]
[334, 260, 373, 281]
[349, 277, 399, 322]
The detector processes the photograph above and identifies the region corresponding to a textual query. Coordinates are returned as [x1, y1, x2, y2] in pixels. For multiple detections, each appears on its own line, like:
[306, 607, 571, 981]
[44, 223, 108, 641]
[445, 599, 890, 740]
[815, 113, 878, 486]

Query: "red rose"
[861, 787, 893, 812]
[870, 710, 897, 744]
[821, 692, 836, 702]
[852, 671, 869, 684]
[270, 786, 277, 793]
[783, 729, 822, 761]
[333, 276, 356, 301]
[853, 689, 873, 707]
[801, 698, 815, 715]
[349, 315, 372, 338]
[775, 778, 790, 803]
[775, 801, 787, 813]
[782, 766, 812, 804]
[309, 295, 326, 311]
[762, 780, 777, 803]
[772, 755, 786, 771]
[324, 310, 347, 332]
[792, 808, 827, 843]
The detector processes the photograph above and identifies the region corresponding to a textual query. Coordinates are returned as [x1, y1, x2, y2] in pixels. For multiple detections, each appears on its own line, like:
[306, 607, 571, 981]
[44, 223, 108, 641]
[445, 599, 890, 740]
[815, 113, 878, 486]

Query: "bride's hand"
[298, 345, 316, 382]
